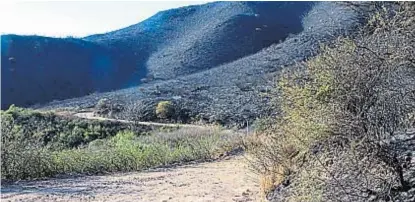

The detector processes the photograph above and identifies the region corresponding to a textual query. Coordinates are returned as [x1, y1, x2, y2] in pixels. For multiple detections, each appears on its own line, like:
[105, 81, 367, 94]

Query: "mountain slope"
[37, 2, 362, 126]
[1, 1, 315, 109]
[1, 35, 112, 108]
[85, 1, 315, 80]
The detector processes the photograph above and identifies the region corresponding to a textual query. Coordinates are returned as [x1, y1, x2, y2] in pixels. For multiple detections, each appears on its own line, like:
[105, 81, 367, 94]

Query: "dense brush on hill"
[30, 2, 362, 126]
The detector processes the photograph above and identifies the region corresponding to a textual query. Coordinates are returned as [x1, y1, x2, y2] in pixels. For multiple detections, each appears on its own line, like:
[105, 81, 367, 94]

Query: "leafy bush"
[155, 101, 174, 119]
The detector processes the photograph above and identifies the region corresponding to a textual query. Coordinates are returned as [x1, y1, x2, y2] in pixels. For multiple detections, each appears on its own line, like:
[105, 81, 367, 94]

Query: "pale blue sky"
[0, 1, 209, 37]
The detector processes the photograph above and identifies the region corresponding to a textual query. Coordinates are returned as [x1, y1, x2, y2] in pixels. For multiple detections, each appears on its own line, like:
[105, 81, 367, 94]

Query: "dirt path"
[1, 155, 261, 202]
[60, 111, 206, 129]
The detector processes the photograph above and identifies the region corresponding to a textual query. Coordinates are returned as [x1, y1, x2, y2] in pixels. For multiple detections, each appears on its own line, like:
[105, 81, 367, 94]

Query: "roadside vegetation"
[1, 106, 243, 182]
[246, 2, 415, 201]
[1, 105, 133, 150]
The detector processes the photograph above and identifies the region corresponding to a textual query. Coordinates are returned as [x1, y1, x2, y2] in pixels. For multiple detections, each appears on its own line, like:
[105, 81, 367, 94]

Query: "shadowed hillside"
[1, 1, 314, 110]
[1, 35, 124, 108]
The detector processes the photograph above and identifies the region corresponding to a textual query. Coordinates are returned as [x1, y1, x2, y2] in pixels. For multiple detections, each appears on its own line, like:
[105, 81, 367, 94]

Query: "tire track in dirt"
[1, 155, 261, 202]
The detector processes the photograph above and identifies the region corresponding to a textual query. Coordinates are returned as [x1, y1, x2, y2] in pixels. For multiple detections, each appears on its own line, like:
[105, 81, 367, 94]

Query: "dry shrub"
[260, 165, 288, 196]
[247, 2, 415, 201]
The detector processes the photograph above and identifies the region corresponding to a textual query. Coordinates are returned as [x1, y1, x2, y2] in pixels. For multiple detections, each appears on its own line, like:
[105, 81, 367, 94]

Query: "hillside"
[1, 1, 315, 110]
[1, 35, 109, 108]
[86, 1, 314, 80]
[36, 2, 362, 126]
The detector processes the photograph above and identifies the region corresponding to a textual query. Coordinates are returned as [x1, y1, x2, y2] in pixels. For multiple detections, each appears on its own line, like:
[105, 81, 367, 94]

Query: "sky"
[0, 1, 209, 37]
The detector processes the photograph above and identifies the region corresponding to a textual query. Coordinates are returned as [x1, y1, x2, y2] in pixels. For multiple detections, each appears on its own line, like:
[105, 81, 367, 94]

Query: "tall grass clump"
[246, 2, 415, 201]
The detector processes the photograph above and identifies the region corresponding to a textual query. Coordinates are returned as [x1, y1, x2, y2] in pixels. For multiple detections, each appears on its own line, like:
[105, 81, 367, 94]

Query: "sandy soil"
[1, 155, 261, 202]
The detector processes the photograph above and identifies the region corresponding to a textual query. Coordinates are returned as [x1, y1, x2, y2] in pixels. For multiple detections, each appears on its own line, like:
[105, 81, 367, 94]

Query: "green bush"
[155, 101, 174, 119]
[0, 106, 130, 150]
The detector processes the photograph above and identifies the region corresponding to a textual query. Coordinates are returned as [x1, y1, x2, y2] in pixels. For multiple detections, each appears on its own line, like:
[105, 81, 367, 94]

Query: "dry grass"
[259, 165, 287, 196]
[1, 119, 243, 181]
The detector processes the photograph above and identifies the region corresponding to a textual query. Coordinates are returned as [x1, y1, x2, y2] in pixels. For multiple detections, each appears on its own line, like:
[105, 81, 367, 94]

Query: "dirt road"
[56, 111, 206, 128]
[1, 155, 261, 202]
